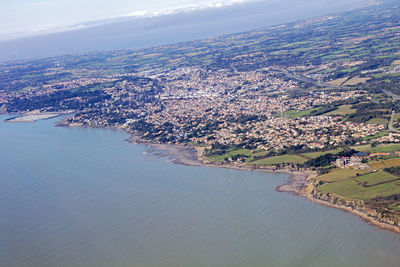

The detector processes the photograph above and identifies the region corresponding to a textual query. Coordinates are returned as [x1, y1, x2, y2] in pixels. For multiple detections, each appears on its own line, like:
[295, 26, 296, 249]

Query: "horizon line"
[0, 0, 255, 42]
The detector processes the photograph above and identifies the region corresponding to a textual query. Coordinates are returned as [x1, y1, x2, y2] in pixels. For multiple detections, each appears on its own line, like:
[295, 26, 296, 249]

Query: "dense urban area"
[2, 3, 400, 229]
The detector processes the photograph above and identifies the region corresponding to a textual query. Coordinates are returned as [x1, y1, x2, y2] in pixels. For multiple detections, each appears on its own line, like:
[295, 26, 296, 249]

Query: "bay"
[0, 115, 399, 267]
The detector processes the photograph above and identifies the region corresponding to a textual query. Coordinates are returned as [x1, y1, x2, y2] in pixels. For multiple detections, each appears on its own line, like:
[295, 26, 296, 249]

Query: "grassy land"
[388, 202, 400, 212]
[284, 108, 319, 118]
[369, 158, 400, 170]
[342, 76, 371, 85]
[354, 171, 398, 186]
[317, 169, 371, 182]
[319, 171, 400, 201]
[207, 148, 253, 163]
[250, 155, 308, 165]
[339, 66, 359, 74]
[325, 105, 357, 116]
[393, 113, 400, 121]
[351, 143, 400, 153]
[366, 118, 389, 127]
[300, 148, 343, 159]
[362, 131, 390, 141]
[371, 143, 400, 153]
[351, 144, 372, 152]
[327, 77, 349, 86]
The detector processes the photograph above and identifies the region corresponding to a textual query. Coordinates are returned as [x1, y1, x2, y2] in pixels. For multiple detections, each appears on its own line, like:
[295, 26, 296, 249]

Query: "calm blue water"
[1, 115, 400, 267]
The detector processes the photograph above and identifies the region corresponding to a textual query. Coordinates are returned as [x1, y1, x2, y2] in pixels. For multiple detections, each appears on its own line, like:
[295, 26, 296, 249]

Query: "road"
[270, 68, 351, 90]
[389, 110, 399, 132]
[383, 89, 400, 101]
[285, 72, 346, 89]
[381, 90, 400, 132]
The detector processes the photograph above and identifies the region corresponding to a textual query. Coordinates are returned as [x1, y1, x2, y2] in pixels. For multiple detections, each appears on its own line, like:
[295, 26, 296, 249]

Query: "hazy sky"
[0, 0, 251, 35]
[0, 0, 380, 37]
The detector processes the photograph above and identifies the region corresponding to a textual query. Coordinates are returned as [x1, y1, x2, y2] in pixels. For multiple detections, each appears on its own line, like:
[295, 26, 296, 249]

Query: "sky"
[0, 0, 380, 40]
[0, 0, 251, 38]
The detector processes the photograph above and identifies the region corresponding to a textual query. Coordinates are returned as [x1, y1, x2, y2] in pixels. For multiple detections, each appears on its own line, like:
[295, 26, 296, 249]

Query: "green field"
[284, 108, 319, 118]
[325, 105, 357, 116]
[354, 171, 398, 186]
[351, 144, 372, 152]
[388, 202, 400, 212]
[372, 144, 400, 153]
[300, 148, 343, 159]
[362, 131, 390, 141]
[207, 148, 253, 163]
[352, 143, 400, 153]
[250, 155, 308, 165]
[339, 66, 359, 74]
[317, 169, 371, 182]
[327, 77, 349, 86]
[366, 118, 389, 127]
[342, 76, 370, 85]
[369, 158, 400, 170]
[319, 172, 400, 201]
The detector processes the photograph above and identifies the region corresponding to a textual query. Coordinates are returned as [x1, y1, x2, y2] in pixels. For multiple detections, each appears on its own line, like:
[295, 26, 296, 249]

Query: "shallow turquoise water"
[1, 115, 400, 267]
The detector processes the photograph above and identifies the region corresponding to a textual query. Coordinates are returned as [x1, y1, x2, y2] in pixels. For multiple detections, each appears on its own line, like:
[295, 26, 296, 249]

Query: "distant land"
[0, 0, 385, 62]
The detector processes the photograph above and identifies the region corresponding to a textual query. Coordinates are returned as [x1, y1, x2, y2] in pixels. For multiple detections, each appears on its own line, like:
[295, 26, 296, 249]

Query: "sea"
[1, 115, 400, 267]
[0, 0, 378, 62]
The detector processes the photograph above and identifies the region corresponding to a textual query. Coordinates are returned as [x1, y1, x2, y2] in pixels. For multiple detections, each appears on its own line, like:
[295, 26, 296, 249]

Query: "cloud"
[0, 0, 256, 41]
[125, 0, 255, 18]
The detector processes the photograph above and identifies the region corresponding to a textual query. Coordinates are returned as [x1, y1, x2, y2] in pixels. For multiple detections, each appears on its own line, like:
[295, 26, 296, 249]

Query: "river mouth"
[1, 115, 400, 267]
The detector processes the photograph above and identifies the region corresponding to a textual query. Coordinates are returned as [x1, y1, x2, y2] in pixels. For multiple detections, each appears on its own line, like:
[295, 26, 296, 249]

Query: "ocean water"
[0, 0, 376, 61]
[0, 115, 400, 267]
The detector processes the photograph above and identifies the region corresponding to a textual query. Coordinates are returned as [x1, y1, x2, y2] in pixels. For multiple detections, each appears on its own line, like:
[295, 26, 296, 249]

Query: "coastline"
[304, 182, 400, 234]
[14, 116, 400, 235]
[306, 193, 400, 234]
[4, 111, 74, 122]
[128, 136, 400, 235]
[128, 135, 314, 179]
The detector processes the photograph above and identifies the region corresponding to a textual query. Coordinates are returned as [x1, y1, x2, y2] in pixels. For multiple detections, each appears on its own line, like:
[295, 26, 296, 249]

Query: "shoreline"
[128, 136, 400, 235]
[11, 115, 400, 235]
[128, 135, 314, 178]
[4, 111, 74, 122]
[307, 194, 400, 234]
